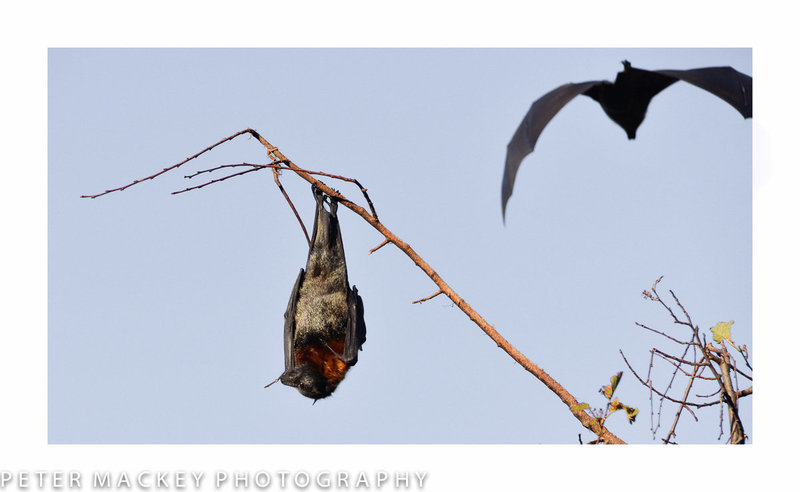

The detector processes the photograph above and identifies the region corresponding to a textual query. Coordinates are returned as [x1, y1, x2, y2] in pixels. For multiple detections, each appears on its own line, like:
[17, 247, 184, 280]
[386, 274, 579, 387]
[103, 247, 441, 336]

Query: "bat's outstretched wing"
[283, 267, 304, 372]
[653, 66, 752, 119]
[501, 62, 752, 219]
[502, 81, 601, 219]
[343, 285, 367, 365]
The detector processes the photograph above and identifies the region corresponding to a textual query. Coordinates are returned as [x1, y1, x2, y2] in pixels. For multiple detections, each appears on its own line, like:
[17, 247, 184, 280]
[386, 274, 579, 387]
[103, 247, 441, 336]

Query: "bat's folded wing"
[343, 285, 367, 366]
[283, 268, 305, 371]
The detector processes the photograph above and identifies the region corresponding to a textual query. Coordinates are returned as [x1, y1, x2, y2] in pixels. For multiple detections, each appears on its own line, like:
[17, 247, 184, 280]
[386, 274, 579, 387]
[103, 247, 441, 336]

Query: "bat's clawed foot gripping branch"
[82, 128, 625, 444]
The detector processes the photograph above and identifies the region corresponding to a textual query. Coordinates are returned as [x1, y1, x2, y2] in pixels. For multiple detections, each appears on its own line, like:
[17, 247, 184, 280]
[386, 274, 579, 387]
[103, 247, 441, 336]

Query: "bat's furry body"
[279, 186, 366, 400]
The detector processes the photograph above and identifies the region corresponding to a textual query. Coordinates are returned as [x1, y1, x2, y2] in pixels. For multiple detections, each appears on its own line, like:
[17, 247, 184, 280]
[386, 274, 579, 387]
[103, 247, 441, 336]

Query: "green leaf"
[600, 372, 623, 399]
[711, 321, 734, 343]
[571, 403, 590, 412]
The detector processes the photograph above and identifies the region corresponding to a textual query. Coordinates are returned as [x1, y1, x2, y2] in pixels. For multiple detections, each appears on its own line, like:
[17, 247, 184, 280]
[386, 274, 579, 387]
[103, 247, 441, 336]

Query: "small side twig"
[369, 239, 390, 255]
[635, 322, 695, 346]
[173, 166, 263, 194]
[273, 167, 311, 247]
[412, 290, 444, 304]
[652, 350, 715, 379]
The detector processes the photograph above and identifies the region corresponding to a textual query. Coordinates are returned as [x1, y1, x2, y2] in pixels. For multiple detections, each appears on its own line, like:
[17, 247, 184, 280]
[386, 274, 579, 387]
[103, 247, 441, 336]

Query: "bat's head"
[280, 364, 340, 400]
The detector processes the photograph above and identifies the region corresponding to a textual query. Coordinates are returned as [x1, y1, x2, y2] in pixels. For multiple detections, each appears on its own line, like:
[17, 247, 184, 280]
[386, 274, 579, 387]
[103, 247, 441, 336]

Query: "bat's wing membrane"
[502, 80, 601, 219]
[343, 285, 367, 366]
[283, 268, 304, 372]
[654, 66, 752, 119]
[501, 65, 751, 218]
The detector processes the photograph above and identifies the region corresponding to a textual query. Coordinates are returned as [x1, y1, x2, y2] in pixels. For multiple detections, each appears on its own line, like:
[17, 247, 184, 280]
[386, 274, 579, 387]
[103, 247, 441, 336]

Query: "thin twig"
[696, 387, 722, 398]
[669, 290, 694, 326]
[176, 162, 378, 219]
[273, 167, 311, 247]
[718, 395, 725, 440]
[183, 161, 287, 179]
[664, 350, 705, 444]
[652, 350, 715, 379]
[173, 166, 263, 194]
[369, 239, 390, 254]
[635, 322, 697, 346]
[81, 129, 254, 199]
[412, 290, 444, 304]
[735, 344, 752, 371]
[648, 349, 659, 439]
[651, 283, 692, 328]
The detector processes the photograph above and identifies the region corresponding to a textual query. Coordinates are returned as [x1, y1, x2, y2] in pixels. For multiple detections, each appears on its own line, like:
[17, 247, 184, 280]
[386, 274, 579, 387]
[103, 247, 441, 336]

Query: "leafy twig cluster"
[621, 277, 752, 444]
[574, 372, 638, 445]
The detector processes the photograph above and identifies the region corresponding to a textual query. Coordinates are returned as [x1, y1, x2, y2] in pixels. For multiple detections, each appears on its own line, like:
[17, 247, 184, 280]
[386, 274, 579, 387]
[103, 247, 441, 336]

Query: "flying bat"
[274, 185, 367, 401]
[501, 60, 752, 218]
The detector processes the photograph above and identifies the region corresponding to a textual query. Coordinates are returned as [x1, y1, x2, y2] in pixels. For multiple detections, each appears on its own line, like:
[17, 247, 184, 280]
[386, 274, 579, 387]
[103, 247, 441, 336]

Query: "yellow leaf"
[625, 406, 639, 424]
[711, 321, 734, 343]
[571, 403, 590, 412]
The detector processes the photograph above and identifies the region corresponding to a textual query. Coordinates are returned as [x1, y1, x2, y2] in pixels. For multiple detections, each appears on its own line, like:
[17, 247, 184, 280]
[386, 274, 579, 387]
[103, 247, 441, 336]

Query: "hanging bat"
[501, 60, 753, 218]
[272, 185, 366, 401]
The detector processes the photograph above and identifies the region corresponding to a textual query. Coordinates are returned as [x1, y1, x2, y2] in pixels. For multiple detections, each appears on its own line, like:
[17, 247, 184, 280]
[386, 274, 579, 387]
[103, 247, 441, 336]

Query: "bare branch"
[86, 128, 627, 445]
[650, 282, 692, 328]
[81, 129, 254, 199]
[735, 344, 752, 371]
[244, 128, 626, 444]
[635, 322, 697, 346]
[696, 387, 722, 398]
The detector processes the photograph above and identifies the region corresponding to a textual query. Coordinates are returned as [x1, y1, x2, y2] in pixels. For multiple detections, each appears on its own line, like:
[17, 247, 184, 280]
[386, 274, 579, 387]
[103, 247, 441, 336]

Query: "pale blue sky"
[48, 48, 751, 443]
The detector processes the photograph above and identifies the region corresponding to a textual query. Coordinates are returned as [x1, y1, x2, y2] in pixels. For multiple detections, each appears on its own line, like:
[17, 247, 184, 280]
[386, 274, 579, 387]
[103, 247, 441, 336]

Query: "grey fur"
[277, 186, 366, 400]
[293, 197, 350, 348]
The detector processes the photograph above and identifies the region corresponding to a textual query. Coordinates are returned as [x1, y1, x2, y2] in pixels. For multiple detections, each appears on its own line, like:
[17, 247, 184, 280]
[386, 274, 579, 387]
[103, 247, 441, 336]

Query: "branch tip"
[412, 290, 444, 304]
